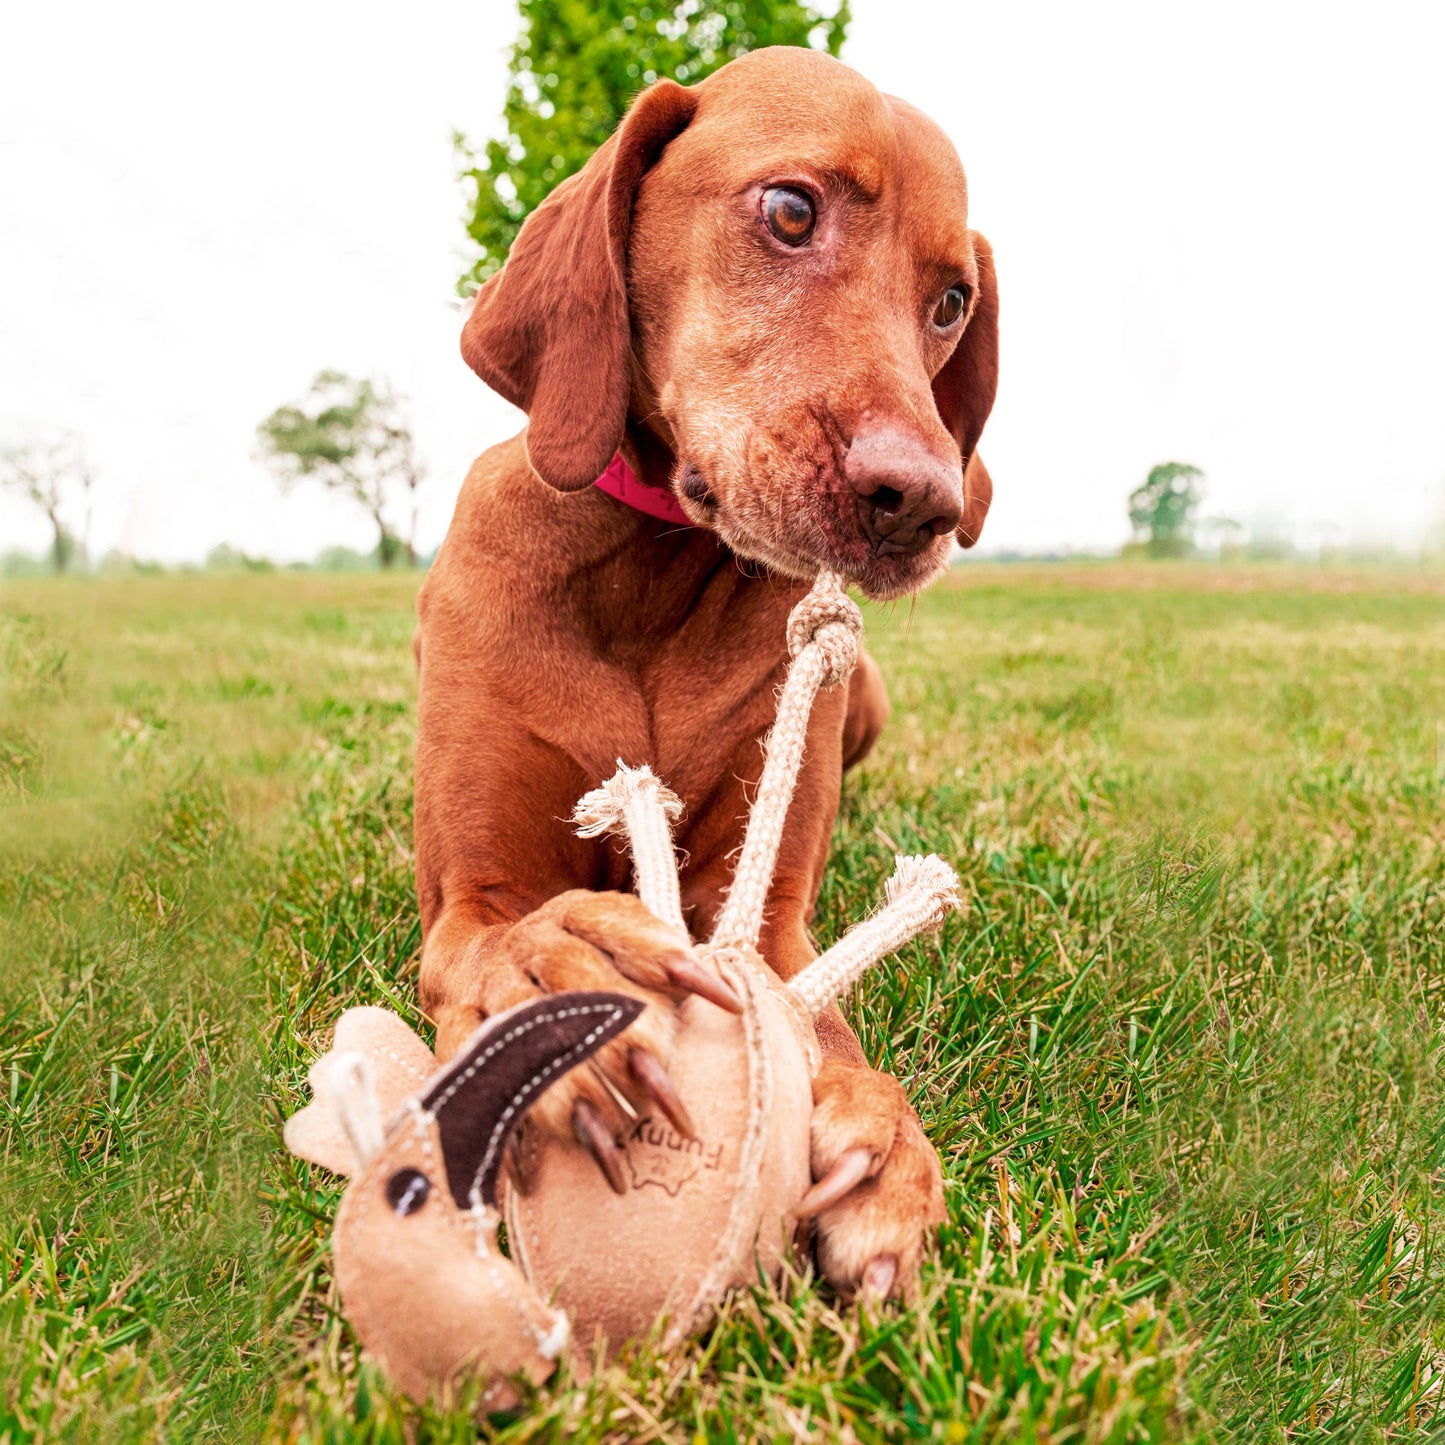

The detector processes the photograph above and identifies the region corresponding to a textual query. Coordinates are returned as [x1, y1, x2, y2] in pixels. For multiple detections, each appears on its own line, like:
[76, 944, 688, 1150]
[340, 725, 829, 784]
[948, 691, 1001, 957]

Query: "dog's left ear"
[461, 81, 698, 492]
[932, 230, 998, 548]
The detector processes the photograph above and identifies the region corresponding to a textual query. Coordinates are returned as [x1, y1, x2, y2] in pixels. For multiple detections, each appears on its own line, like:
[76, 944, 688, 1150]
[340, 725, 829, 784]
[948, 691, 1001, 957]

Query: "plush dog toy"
[284, 572, 960, 1408]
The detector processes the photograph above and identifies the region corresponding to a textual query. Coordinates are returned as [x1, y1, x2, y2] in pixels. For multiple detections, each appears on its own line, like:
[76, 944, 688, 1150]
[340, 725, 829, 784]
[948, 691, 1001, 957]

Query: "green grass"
[2, 563, 1442, 1442]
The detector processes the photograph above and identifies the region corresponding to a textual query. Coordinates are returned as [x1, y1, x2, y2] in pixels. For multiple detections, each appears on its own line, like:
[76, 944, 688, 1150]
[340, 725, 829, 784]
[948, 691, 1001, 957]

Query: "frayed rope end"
[572, 761, 683, 839]
[884, 853, 963, 929]
[785, 853, 963, 1016]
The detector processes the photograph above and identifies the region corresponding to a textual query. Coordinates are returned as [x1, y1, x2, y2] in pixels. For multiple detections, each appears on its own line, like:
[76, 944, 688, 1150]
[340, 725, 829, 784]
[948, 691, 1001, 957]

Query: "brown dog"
[414, 46, 997, 1303]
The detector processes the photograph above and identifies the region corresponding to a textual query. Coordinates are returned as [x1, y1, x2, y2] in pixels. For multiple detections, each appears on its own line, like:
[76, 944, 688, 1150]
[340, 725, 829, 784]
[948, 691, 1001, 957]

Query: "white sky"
[4, 0, 1443, 563]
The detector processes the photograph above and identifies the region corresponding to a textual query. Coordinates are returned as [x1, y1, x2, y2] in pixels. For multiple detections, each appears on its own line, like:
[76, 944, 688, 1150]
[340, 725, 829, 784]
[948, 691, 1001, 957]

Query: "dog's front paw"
[799, 1056, 946, 1301]
[432, 890, 740, 1191]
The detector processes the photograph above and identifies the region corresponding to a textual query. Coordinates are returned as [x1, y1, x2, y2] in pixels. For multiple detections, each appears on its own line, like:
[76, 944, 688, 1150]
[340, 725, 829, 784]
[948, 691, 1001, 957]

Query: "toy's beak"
[418, 992, 643, 1211]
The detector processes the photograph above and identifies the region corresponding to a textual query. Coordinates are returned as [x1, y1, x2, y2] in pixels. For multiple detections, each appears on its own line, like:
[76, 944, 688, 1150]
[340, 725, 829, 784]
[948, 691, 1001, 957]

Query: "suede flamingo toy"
[284, 571, 961, 1408]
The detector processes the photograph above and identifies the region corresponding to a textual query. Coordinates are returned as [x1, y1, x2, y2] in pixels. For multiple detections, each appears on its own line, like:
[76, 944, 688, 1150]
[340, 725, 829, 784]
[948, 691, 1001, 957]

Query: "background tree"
[0, 434, 93, 574]
[455, 0, 849, 293]
[257, 372, 426, 569]
[1129, 461, 1204, 559]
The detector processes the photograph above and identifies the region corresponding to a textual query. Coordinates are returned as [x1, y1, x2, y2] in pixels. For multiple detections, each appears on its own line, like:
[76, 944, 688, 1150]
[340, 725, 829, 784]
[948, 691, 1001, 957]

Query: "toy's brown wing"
[419, 992, 642, 1211]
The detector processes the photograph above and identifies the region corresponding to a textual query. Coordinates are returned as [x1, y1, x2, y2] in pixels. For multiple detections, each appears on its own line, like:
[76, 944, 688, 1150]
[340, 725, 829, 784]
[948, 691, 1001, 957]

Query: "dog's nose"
[844, 429, 964, 556]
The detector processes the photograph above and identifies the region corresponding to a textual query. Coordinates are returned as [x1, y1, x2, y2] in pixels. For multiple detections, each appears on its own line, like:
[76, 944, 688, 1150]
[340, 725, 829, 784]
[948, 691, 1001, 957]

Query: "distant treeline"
[1, 541, 437, 580]
[5, 537, 1437, 581]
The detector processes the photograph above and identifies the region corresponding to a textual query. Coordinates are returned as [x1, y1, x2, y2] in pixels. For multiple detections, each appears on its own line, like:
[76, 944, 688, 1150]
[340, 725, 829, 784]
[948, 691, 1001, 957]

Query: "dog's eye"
[386, 1167, 431, 1217]
[933, 286, 969, 329]
[762, 187, 816, 246]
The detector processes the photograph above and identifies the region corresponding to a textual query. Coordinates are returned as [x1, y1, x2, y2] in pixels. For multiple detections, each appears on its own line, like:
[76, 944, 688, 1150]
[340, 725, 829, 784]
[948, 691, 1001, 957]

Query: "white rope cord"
[789, 855, 962, 1016]
[709, 572, 862, 952]
[572, 763, 686, 934]
[662, 942, 774, 1350]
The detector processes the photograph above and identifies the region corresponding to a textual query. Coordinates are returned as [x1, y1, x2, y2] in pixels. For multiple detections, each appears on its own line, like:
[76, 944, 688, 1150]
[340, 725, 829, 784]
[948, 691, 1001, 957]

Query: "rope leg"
[788, 855, 962, 1016]
[572, 762, 686, 934]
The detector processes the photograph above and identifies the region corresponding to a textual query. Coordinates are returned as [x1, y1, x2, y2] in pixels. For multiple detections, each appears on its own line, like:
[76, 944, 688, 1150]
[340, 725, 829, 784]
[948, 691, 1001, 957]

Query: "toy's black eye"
[934, 286, 969, 328]
[762, 187, 816, 246]
[386, 1167, 431, 1216]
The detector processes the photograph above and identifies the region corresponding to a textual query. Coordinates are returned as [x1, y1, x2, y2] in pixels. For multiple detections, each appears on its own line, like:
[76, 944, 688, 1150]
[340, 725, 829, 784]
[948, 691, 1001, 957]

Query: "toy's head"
[283, 994, 641, 1410]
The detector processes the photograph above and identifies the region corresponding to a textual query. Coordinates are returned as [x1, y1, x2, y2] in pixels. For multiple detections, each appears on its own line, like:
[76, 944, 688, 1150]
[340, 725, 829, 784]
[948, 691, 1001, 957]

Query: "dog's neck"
[535, 425, 794, 649]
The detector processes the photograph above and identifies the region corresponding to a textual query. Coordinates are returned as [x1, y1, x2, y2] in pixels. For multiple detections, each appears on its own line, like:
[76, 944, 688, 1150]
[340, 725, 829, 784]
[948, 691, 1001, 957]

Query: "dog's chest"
[626, 621, 792, 800]
[517, 554, 796, 789]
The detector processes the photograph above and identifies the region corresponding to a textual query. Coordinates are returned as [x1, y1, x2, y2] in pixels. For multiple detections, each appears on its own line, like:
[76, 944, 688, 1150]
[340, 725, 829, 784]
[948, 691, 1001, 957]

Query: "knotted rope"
[568, 568, 961, 1342]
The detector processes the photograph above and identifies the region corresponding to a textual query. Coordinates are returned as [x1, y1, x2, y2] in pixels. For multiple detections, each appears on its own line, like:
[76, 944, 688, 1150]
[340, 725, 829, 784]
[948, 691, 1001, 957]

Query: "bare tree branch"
[1, 434, 94, 574]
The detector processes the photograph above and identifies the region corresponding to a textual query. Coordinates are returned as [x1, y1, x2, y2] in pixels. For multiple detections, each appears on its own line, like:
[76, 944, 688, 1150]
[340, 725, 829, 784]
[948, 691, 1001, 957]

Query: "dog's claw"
[503, 1130, 531, 1195]
[861, 1253, 898, 1300]
[796, 1146, 875, 1218]
[664, 955, 743, 1014]
[629, 1047, 695, 1139]
[573, 1098, 627, 1194]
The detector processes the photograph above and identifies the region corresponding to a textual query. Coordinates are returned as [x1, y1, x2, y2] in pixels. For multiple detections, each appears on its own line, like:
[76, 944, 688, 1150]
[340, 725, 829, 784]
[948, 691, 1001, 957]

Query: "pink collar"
[594, 453, 692, 526]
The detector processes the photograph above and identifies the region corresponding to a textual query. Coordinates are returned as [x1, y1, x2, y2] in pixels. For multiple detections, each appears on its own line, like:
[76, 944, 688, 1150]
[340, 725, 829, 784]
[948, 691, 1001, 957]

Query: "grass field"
[2, 563, 1443, 1443]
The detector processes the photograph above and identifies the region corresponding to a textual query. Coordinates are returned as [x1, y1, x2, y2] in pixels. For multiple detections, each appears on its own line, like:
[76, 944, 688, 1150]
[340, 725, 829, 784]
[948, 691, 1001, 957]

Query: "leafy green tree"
[0, 434, 93, 574]
[256, 372, 425, 569]
[1129, 462, 1204, 558]
[455, 0, 849, 293]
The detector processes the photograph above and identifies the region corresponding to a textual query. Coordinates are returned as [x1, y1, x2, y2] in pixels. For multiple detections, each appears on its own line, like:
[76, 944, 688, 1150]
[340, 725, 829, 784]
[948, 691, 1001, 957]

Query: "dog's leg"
[842, 646, 890, 772]
[414, 714, 739, 1187]
[757, 901, 947, 1300]
[765, 914, 947, 1301]
[762, 936, 947, 1300]
[798, 1056, 945, 1300]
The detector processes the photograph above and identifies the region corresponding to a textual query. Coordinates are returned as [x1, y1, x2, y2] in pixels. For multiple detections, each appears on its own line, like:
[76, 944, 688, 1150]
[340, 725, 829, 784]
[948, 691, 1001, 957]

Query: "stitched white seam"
[423, 1001, 620, 1118]
[378, 1044, 430, 1082]
[469, 1199, 562, 1354]
[462, 1002, 631, 1206]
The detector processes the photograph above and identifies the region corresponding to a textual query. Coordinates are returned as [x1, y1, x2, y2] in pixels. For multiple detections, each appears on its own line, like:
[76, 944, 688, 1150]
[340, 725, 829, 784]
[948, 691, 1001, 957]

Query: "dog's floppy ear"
[932, 230, 999, 548]
[461, 80, 698, 492]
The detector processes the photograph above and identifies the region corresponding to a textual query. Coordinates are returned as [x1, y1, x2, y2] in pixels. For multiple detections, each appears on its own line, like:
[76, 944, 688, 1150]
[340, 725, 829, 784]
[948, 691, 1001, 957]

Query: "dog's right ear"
[461, 81, 698, 492]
